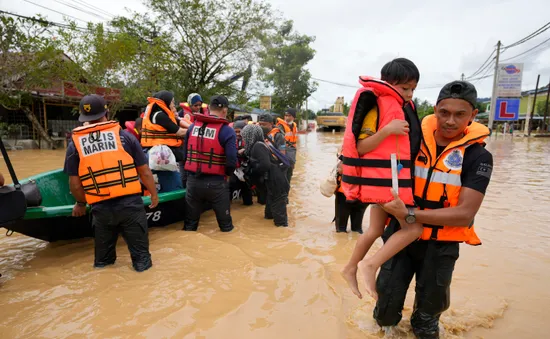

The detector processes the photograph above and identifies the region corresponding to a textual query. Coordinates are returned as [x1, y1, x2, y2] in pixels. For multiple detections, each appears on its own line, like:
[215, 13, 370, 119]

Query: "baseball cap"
[79, 94, 108, 122]
[437, 81, 478, 108]
[258, 113, 273, 123]
[285, 108, 297, 118]
[187, 93, 203, 105]
[210, 95, 229, 108]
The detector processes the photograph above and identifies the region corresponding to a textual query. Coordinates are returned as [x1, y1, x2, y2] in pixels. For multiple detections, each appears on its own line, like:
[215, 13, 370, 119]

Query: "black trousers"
[264, 165, 289, 227]
[184, 174, 234, 232]
[229, 173, 253, 205]
[92, 199, 152, 272]
[334, 191, 367, 233]
[373, 219, 460, 339]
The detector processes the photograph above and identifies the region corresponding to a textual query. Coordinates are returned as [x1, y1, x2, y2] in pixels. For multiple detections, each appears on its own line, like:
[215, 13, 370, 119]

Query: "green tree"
[258, 20, 317, 112]
[536, 100, 550, 115]
[475, 102, 488, 113]
[413, 98, 434, 119]
[128, 0, 274, 101]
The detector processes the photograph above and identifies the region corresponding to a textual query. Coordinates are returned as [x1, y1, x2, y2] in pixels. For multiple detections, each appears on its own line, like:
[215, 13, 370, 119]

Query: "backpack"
[264, 141, 293, 168]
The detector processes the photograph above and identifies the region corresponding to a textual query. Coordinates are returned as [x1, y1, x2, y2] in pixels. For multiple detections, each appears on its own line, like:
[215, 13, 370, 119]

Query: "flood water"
[0, 132, 549, 338]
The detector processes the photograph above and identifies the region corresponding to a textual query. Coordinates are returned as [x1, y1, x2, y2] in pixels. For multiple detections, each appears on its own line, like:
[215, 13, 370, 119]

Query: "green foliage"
[258, 20, 317, 112]
[413, 98, 434, 119]
[475, 102, 488, 113]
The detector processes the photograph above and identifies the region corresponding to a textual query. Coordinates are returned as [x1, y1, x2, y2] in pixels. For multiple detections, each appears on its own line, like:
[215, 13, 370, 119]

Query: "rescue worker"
[375, 81, 493, 338]
[241, 124, 289, 227]
[258, 113, 286, 154]
[141, 90, 188, 192]
[179, 93, 209, 120]
[64, 94, 158, 272]
[183, 95, 237, 232]
[276, 108, 298, 183]
[230, 120, 253, 205]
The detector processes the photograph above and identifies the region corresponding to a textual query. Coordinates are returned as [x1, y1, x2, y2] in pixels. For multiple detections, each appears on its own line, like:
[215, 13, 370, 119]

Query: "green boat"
[2, 168, 187, 242]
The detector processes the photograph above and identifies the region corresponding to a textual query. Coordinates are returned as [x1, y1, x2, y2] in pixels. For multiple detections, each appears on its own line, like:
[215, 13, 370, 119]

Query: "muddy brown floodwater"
[0, 132, 549, 338]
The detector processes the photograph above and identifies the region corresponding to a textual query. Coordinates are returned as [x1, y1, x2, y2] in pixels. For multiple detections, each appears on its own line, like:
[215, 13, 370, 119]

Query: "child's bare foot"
[358, 259, 378, 300]
[341, 265, 362, 299]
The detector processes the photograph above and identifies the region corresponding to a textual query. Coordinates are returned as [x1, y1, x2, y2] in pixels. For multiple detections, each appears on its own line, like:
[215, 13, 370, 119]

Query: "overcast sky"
[2, 0, 549, 111]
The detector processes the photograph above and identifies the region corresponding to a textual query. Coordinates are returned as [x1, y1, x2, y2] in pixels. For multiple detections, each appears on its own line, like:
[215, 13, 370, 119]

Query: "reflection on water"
[0, 133, 549, 338]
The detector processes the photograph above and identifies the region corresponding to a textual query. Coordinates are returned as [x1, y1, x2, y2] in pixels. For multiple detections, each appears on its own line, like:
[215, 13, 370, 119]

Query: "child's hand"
[337, 160, 343, 174]
[384, 120, 409, 136]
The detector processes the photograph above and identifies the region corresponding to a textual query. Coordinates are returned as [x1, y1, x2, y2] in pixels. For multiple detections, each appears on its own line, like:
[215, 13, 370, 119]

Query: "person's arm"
[152, 111, 187, 137]
[182, 126, 191, 163]
[136, 165, 158, 208]
[220, 126, 237, 176]
[0, 172, 4, 186]
[123, 131, 159, 208]
[357, 119, 409, 156]
[275, 133, 286, 154]
[382, 151, 493, 227]
[63, 143, 88, 216]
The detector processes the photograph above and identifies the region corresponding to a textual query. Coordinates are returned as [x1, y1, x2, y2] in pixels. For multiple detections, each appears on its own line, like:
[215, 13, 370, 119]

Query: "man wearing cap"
[276, 108, 298, 183]
[64, 94, 159, 272]
[258, 113, 286, 154]
[372, 81, 493, 338]
[182, 95, 237, 232]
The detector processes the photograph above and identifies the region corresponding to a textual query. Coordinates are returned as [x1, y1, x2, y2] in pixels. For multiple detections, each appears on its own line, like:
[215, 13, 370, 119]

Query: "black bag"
[0, 137, 42, 225]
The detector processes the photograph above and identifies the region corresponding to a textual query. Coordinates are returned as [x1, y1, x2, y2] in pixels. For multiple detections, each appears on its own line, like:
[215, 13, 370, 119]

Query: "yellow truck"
[316, 111, 346, 131]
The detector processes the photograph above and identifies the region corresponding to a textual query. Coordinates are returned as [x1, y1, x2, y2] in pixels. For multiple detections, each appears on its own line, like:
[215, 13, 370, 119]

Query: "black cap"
[437, 81, 478, 108]
[210, 95, 229, 108]
[258, 113, 273, 123]
[79, 94, 108, 122]
[285, 108, 297, 118]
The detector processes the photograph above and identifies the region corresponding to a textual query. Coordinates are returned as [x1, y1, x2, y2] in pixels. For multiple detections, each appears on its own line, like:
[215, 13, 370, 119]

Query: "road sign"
[259, 96, 271, 110]
[496, 63, 523, 97]
[494, 98, 520, 121]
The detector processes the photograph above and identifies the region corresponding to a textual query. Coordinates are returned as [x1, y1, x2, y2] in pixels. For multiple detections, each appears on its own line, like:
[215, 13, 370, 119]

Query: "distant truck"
[316, 110, 346, 131]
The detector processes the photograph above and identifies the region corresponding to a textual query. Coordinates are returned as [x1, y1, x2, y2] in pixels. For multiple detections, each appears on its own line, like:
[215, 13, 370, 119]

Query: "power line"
[1, 10, 115, 33]
[502, 21, 550, 50]
[311, 77, 357, 89]
[22, 0, 88, 23]
[465, 49, 496, 79]
[52, 0, 111, 21]
[501, 36, 550, 62]
[71, 0, 115, 19]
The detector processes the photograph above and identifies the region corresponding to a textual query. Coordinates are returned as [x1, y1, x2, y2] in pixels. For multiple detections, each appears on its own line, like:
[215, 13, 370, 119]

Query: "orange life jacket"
[72, 121, 142, 205]
[276, 118, 298, 148]
[267, 127, 283, 144]
[141, 97, 183, 148]
[341, 76, 414, 205]
[414, 114, 489, 245]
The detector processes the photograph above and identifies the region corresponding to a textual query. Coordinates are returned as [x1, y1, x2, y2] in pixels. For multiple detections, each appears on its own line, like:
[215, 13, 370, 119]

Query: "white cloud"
[4, 0, 550, 110]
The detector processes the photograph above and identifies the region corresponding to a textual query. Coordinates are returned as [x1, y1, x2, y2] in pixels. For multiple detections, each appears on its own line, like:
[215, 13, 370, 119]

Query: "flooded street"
[0, 132, 549, 338]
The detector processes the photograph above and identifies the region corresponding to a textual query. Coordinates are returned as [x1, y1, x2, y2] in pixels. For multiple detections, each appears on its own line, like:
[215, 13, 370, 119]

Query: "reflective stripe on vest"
[184, 114, 228, 176]
[72, 121, 141, 204]
[414, 114, 490, 245]
[276, 118, 297, 147]
[340, 77, 414, 205]
[141, 97, 183, 148]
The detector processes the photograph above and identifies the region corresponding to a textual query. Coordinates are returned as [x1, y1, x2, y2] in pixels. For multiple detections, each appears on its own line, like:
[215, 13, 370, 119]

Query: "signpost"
[489, 58, 524, 130]
[494, 98, 520, 121]
[259, 96, 271, 111]
[496, 63, 524, 97]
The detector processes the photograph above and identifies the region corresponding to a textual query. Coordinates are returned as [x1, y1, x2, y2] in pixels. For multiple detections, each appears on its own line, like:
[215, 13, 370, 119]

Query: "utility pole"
[461, 73, 465, 81]
[488, 41, 501, 133]
[524, 74, 540, 136]
[543, 78, 550, 132]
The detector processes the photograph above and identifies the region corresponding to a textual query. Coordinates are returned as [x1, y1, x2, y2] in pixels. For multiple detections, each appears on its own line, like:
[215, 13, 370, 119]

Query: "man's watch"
[405, 208, 416, 224]
[76, 201, 87, 207]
